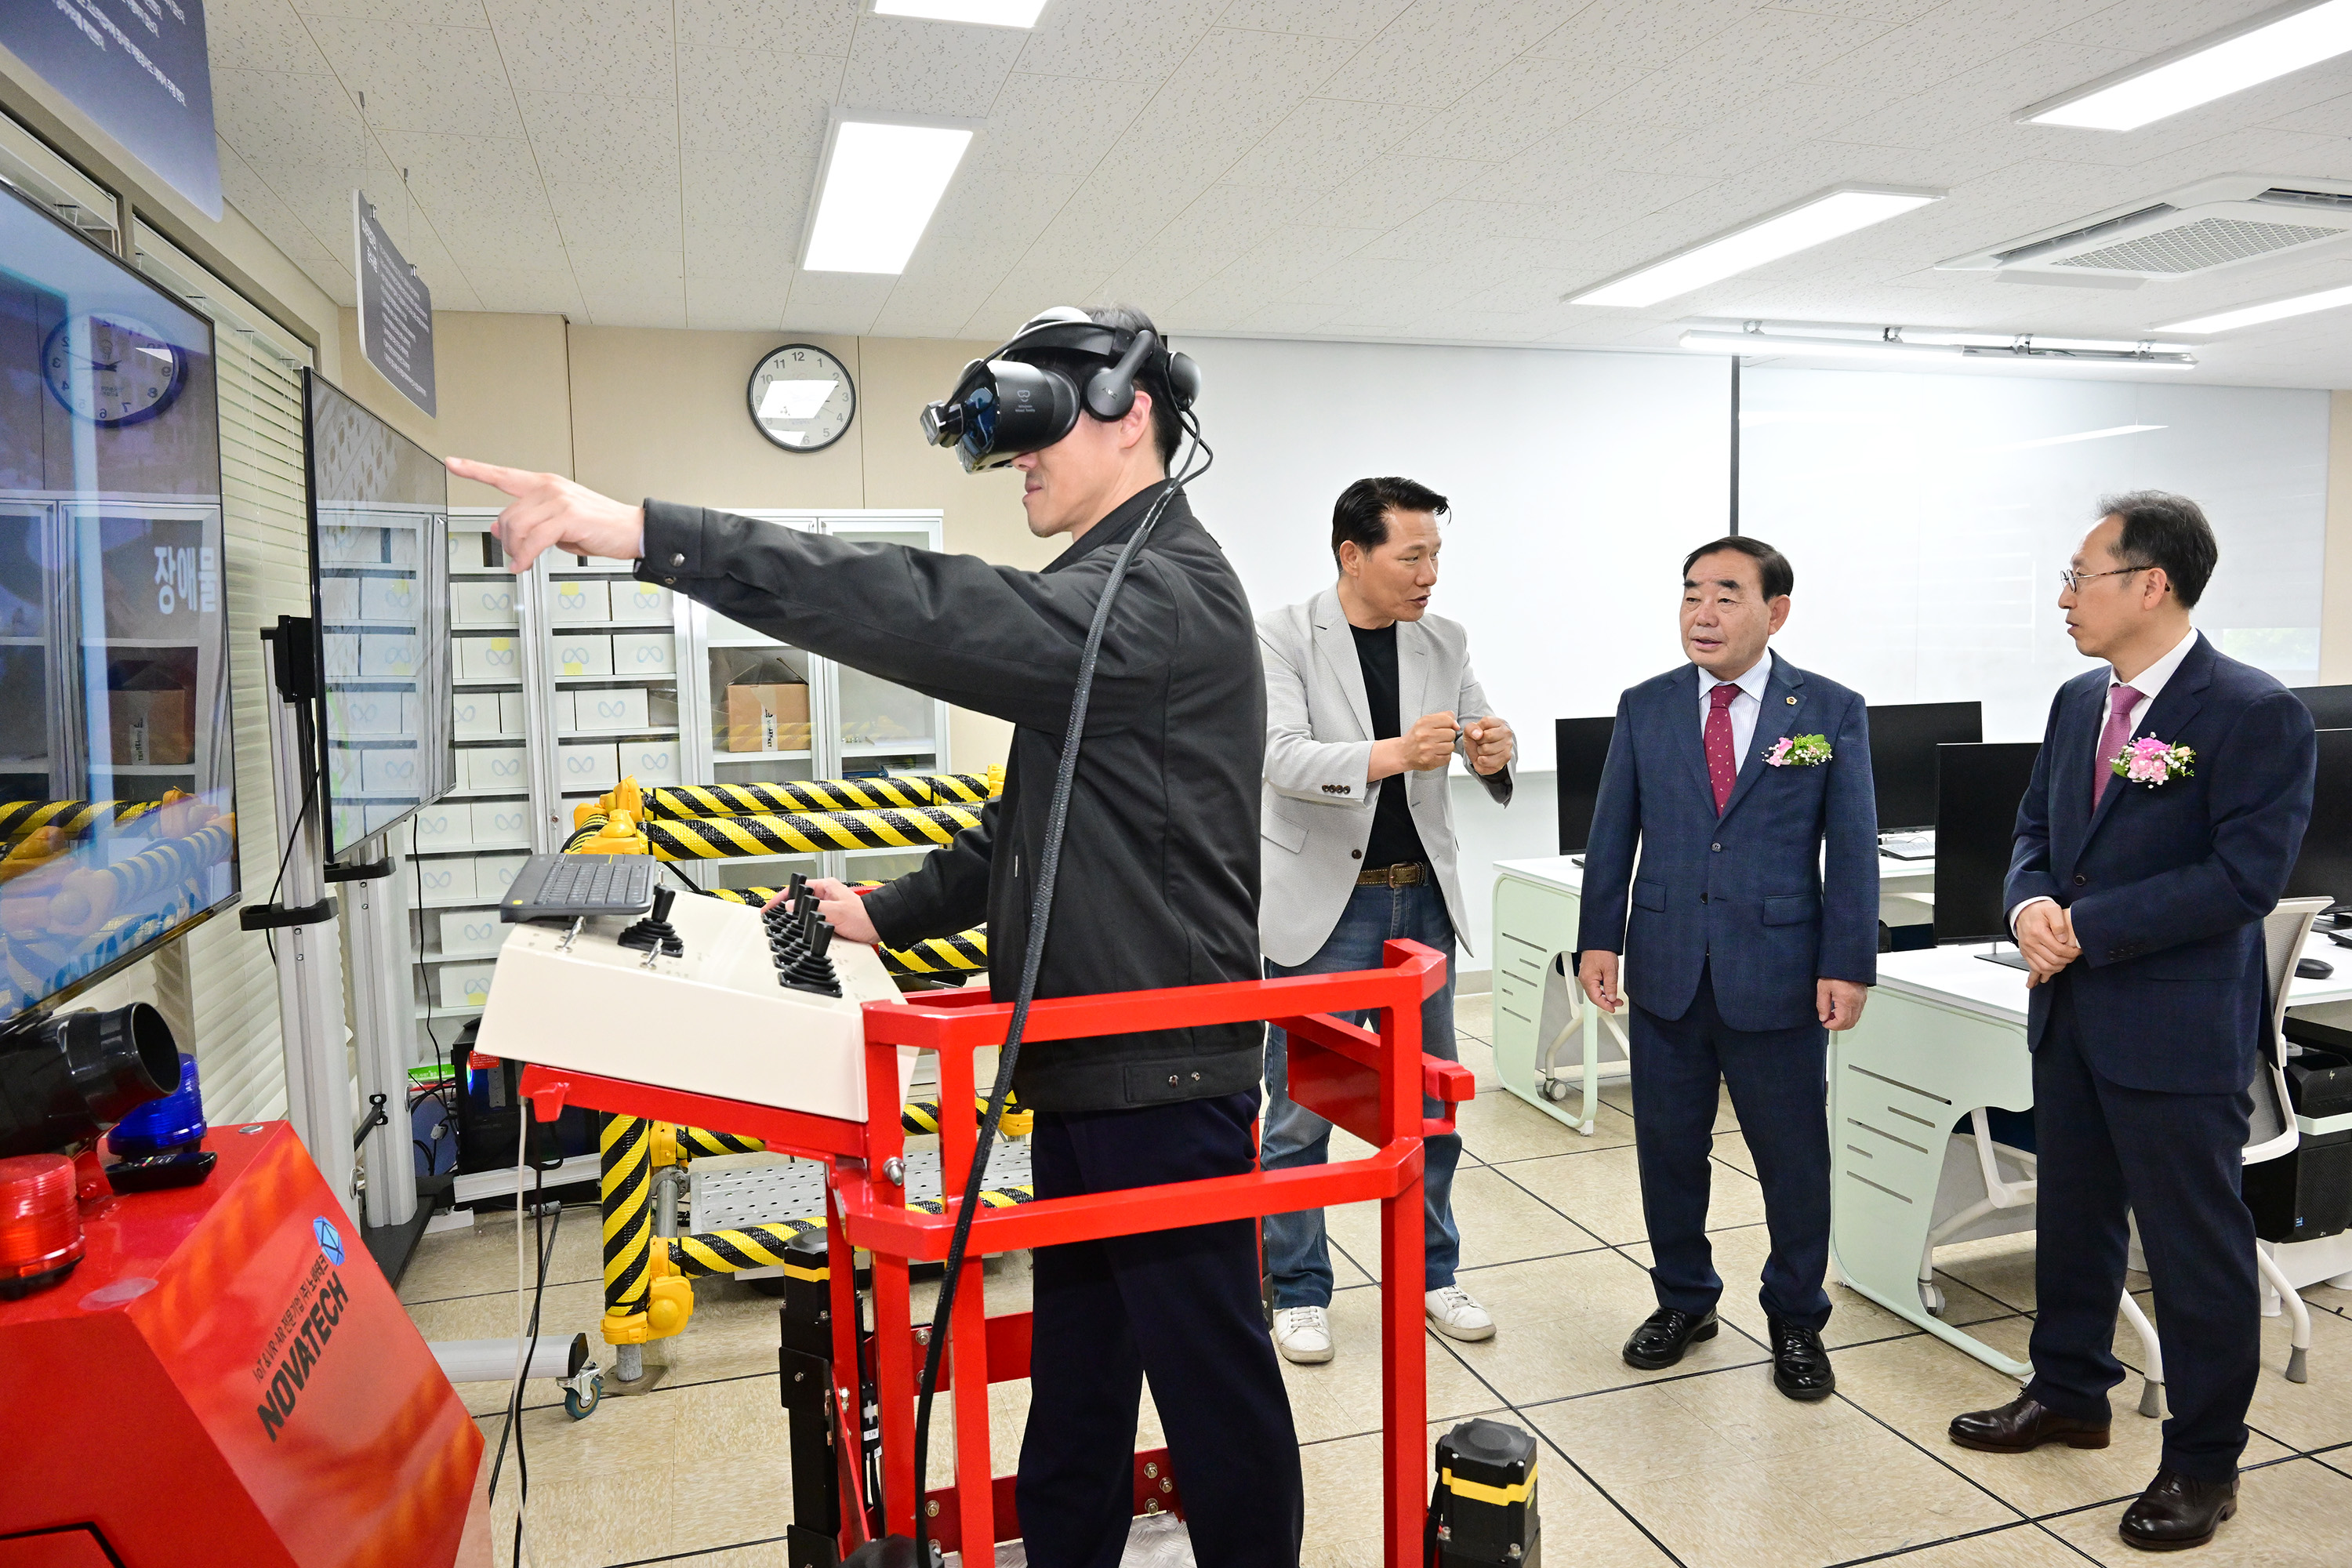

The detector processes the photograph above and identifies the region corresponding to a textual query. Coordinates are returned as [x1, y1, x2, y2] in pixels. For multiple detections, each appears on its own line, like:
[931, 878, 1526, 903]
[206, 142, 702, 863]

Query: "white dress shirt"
[2009, 625, 2201, 935]
[1697, 649, 1776, 763]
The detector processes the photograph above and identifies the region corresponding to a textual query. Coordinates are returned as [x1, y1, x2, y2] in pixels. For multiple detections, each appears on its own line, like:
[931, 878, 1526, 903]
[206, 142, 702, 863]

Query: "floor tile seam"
[1824, 1385, 2038, 1526]
[470, 1366, 778, 1420]
[402, 1272, 604, 1307]
[2015, 1451, 2307, 1530]
[1817, 1514, 2090, 1567]
[1508, 1351, 1780, 1414]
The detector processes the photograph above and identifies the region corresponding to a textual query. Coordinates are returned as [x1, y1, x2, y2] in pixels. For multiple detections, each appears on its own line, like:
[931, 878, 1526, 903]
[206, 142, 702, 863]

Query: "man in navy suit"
[1949, 494, 2315, 1553]
[1578, 537, 1878, 1400]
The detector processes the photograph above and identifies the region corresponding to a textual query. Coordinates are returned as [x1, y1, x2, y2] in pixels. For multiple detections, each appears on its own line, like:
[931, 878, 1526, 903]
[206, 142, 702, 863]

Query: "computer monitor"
[1932, 741, 2042, 943]
[1868, 701, 1983, 833]
[0, 180, 239, 1026]
[302, 369, 454, 859]
[2286, 728, 2352, 912]
[1555, 716, 1616, 855]
[2292, 686, 2352, 731]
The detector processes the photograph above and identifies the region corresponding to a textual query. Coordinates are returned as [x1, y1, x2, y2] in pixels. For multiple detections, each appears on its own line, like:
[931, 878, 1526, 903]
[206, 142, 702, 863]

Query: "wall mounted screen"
[303, 369, 452, 859]
[0, 182, 238, 1024]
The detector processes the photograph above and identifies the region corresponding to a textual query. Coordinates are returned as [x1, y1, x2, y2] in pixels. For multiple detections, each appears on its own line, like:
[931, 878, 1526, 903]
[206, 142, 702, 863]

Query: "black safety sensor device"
[918, 306, 1202, 472]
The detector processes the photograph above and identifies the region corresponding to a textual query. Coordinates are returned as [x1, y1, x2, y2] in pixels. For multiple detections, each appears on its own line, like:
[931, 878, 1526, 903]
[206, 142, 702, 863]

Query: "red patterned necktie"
[2091, 683, 2143, 808]
[1705, 682, 1740, 815]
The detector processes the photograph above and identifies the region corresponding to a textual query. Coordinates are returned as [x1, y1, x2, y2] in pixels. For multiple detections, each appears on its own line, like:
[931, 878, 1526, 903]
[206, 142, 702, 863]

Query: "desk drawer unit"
[1491, 876, 1578, 1090]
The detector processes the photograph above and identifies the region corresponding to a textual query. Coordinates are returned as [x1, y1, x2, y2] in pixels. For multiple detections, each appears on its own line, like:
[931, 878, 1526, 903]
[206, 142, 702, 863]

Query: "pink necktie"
[2092, 684, 2143, 808]
[1705, 682, 1740, 815]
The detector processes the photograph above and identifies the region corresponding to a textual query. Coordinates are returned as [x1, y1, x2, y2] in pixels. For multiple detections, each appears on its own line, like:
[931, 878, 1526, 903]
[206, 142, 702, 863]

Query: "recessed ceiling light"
[873, 0, 1048, 25]
[2024, 0, 2352, 132]
[802, 120, 974, 274]
[1570, 189, 1942, 309]
[1982, 424, 2167, 452]
[2159, 280, 2352, 333]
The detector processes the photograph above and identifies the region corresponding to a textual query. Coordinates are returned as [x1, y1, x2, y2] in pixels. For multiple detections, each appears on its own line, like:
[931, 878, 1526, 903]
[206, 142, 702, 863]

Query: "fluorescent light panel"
[2160, 281, 2352, 333]
[873, 0, 1047, 24]
[803, 122, 973, 274]
[1676, 329, 2196, 368]
[1572, 190, 1940, 308]
[2028, 0, 2352, 131]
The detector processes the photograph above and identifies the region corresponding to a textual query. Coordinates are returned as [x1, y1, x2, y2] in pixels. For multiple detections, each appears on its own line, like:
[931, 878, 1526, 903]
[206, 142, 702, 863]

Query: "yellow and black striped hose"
[666, 1180, 1034, 1278]
[601, 1114, 653, 1327]
[642, 768, 999, 819]
[0, 798, 162, 840]
[644, 803, 985, 861]
[703, 885, 988, 979]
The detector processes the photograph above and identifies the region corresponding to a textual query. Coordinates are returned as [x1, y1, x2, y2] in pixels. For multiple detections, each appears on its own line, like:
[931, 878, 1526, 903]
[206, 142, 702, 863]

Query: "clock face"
[748, 343, 855, 453]
[42, 314, 188, 428]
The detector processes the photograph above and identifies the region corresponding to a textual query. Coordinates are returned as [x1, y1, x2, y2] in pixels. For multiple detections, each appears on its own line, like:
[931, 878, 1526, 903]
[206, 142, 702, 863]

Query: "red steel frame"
[492, 938, 1466, 1564]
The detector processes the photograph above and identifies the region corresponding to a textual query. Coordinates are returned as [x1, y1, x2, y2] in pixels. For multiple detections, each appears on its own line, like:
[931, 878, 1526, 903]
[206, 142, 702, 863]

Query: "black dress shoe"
[1622, 1307, 1717, 1370]
[1767, 1316, 1835, 1401]
[1948, 1395, 2111, 1454]
[2119, 1469, 2238, 1552]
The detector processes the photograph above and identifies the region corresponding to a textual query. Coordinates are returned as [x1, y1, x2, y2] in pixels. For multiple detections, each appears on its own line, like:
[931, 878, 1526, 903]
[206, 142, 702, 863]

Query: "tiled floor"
[405, 992, 2352, 1566]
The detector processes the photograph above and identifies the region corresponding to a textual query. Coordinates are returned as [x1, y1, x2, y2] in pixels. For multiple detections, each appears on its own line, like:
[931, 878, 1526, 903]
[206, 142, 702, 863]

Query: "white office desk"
[1489, 851, 1939, 1134]
[1833, 938, 2352, 1377]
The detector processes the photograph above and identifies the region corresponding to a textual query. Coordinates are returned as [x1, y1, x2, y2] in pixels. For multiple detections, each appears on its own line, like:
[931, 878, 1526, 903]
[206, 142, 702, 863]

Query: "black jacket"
[636, 485, 1267, 1112]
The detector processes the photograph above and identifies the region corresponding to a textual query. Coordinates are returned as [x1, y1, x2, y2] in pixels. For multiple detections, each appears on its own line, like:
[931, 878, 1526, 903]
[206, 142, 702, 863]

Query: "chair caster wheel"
[564, 1373, 603, 1420]
[1540, 1078, 1570, 1104]
[1918, 1280, 1944, 1317]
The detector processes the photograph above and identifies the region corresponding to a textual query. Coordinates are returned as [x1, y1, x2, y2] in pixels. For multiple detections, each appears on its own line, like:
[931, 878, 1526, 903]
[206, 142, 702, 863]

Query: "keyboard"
[501, 854, 657, 921]
[1879, 832, 1936, 861]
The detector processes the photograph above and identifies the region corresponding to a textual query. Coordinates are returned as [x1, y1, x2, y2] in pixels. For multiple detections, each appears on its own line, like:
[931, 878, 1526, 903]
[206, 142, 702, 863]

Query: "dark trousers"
[2026, 982, 2258, 1482]
[1629, 964, 1833, 1330]
[1015, 1090, 1303, 1568]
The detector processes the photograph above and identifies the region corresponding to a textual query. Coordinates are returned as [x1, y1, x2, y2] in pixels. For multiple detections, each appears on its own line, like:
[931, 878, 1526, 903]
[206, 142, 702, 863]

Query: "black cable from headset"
[910, 408, 1213, 1559]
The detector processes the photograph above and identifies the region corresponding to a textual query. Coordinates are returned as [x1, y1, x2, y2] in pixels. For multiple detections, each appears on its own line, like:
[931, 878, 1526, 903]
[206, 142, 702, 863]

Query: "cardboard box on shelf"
[457, 637, 521, 681]
[452, 580, 518, 626]
[416, 858, 479, 906]
[409, 802, 470, 851]
[107, 687, 192, 766]
[463, 746, 528, 793]
[550, 579, 612, 624]
[469, 800, 531, 847]
[558, 742, 619, 793]
[437, 909, 503, 960]
[612, 631, 676, 675]
[552, 634, 612, 677]
[572, 687, 650, 731]
[724, 667, 811, 753]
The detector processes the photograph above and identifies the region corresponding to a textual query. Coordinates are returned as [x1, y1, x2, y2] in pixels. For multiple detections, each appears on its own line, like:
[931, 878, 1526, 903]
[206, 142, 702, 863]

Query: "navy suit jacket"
[2007, 633, 2316, 1095]
[1577, 655, 1880, 1033]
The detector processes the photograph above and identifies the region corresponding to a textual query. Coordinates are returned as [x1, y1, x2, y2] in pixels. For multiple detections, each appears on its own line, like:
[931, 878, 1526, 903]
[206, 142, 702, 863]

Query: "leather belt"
[1357, 862, 1427, 888]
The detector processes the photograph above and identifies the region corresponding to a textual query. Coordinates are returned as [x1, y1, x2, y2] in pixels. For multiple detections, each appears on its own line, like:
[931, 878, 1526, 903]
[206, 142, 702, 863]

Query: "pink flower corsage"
[2111, 734, 2194, 787]
[1766, 734, 1832, 767]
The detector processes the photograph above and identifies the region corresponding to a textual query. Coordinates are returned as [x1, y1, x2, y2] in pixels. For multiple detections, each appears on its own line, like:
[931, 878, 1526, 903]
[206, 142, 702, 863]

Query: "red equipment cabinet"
[497, 938, 1468, 1563]
[0, 1122, 481, 1567]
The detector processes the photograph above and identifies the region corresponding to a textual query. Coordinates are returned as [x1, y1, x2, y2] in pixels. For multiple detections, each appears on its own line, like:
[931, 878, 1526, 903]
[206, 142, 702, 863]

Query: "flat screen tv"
[0, 182, 238, 1025]
[301, 369, 452, 859]
[1555, 716, 1615, 855]
[1867, 700, 1982, 833]
[1931, 741, 2042, 943]
[2285, 728, 2352, 914]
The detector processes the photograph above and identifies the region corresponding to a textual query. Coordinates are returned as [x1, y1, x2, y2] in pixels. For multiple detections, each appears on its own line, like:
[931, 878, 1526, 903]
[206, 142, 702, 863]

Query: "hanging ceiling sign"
[354, 191, 436, 418]
[0, 0, 222, 220]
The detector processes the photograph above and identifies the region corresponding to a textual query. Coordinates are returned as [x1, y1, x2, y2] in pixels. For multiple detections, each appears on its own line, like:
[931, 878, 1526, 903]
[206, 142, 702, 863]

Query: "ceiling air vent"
[1941, 176, 2352, 285]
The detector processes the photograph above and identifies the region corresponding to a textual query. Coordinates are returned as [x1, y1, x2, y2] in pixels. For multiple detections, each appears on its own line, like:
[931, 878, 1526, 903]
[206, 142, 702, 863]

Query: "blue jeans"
[1261, 880, 1462, 1309]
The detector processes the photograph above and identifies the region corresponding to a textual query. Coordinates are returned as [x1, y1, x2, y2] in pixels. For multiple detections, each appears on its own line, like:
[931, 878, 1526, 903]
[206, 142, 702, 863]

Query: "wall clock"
[43, 313, 188, 427]
[748, 343, 855, 453]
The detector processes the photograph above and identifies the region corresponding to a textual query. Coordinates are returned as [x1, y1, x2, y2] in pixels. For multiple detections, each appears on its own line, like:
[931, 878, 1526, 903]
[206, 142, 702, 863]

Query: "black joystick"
[782, 918, 841, 997]
[619, 885, 684, 957]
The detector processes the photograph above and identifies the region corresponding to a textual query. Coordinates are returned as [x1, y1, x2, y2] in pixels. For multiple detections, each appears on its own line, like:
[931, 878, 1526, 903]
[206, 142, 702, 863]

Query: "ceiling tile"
[840, 14, 1029, 118]
[1293, 154, 1492, 229]
[1410, 55, 1653, 164]
[303, 16, 525, 138]
[214, 64, 361, 176]
[375, 131, 567, 270]
[294, 0, 489, 23]
[685, 273, 791, 332]
[782, 270, 897, 335]
[463, 265, 587, 315]
[676, 0, 858, 55]
[1522, 0, 1760, 74]
[1218, 0, 1417, 40]
[2044, 0, 2280, 56]
[208, 0, 334, 74]
[485, 0, 676, 97]
[519, 90, 681, 249]
[1220, 96, 1432, 191]
[1014, 0, 1226, 82]
[1316, 0, 1584, 108]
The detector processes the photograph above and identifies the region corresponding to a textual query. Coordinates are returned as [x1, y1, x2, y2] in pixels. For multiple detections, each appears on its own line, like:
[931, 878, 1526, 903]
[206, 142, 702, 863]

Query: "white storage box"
[611, 632, 675, 675]
[317, 576, 361, 622]
[448, 532, 485, 573]
[437, 909, 505, 960]
[452, 691, 500, 740]
[458, 637, 521, 682]
[416, 859, 480, 906]
[358, 746, 422, 797]
[549, 579, 611, 624]
[618, 739, 683, 786]
[360, 575, 421, 622]
[328, 690, 405, 737]
[571, 688, 649, 732]
[317, 524, 384, 564]
[408, 802, 470, 851]
[475, 853, 529, 901]
[463, 746, 528, 793]
[613, 581, 672, 622]
[437, 964, 498, 1010]
[551, 634, 612, 677]
[453, 579, 519, 626]
[498, 691, 528, 735]
[470, 800, 532, 848]
[321, 633, 361, 683]
[558, 742, 619, 793]
[361, 634, 419, 679]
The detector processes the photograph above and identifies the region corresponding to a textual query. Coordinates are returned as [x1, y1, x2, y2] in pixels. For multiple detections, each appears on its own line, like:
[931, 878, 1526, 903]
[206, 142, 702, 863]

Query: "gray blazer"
[1258, 586, 1512, 967]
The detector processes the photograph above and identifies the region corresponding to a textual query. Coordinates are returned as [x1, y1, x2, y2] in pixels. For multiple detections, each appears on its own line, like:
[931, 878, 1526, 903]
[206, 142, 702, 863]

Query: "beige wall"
[2327, 392, 2352, 684]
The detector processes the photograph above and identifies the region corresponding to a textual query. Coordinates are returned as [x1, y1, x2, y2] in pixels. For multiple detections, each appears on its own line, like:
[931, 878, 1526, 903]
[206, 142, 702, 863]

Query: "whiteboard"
[1185, 338, 1733, 771]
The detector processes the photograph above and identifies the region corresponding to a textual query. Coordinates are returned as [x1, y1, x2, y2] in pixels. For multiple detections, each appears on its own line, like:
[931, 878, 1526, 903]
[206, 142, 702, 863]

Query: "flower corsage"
[1765, 734, 1832, 768]
[2112, 734, 2194, 788]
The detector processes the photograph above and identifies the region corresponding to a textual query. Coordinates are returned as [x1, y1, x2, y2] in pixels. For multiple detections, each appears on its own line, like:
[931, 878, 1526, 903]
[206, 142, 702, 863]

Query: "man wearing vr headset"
[448, 304, 1303, 1566]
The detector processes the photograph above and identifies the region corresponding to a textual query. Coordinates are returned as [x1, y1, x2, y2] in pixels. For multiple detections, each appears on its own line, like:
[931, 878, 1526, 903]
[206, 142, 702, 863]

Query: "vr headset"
[920, 307, 1201, 472]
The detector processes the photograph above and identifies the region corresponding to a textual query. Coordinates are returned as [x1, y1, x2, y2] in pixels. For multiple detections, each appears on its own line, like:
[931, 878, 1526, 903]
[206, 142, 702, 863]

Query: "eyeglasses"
[2057, 565, 2145, 593]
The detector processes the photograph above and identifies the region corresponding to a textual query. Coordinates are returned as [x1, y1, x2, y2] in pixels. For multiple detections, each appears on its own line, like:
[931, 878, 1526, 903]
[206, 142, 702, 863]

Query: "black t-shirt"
[1351, 622, 1431, 870]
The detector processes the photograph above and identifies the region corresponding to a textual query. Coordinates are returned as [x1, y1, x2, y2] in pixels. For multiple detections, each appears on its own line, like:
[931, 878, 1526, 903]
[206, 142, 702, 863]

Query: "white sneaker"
[1425, 1285, 1496, 1341]
[1272, 1305, 1334, 1364]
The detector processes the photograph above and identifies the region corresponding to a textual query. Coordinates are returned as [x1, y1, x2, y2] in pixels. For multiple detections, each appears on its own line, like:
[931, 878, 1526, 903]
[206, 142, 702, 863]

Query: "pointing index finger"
[445, 456, 539, 496]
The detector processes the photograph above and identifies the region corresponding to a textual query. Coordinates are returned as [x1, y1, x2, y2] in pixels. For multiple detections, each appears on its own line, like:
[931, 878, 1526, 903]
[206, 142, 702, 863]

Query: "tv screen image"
[2286, 728, 2352, 913]
[1867, 701, 1982, 833]
[1931, 741, 2042, 944]
[0, 183, 238, 1025]
[303, 370, 453, 859]
[1555, 715, 1615, 855]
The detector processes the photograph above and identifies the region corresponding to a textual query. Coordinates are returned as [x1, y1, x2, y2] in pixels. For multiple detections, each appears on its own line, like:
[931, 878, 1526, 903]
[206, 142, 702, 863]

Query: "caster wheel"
[564, 1374, 603, 1421]
[1918, 1280, 1945, 1317]
[1540, 1078, 1570, 1104]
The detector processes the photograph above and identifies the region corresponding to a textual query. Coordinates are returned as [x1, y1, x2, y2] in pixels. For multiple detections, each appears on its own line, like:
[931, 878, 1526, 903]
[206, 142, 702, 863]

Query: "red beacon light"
[0, 1152, 84, 1298]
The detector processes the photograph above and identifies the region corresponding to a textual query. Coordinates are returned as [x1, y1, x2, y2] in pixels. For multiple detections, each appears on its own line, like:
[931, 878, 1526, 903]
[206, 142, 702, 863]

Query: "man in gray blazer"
[1258, 475, 1514, 1363]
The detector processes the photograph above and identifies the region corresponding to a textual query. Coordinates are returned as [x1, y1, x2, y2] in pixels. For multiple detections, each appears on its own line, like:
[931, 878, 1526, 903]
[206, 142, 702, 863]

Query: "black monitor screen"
[2292, 686, 2352, 731]
[1869, 701, 1983, 832]
[1555, 716, 1615, 855]
[2286, 728, 2352, 910]
[303, 370, 453, 858]
[0, 182, 238, 1025]
[1933, 741, 2042, 943]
